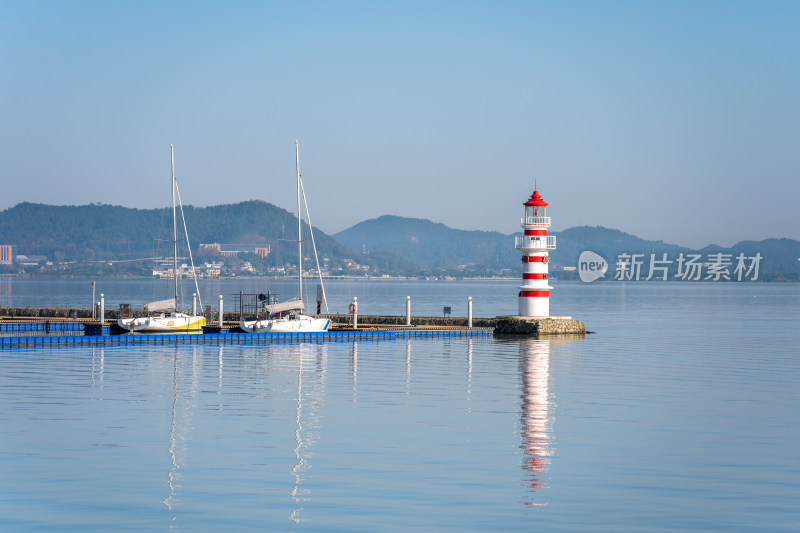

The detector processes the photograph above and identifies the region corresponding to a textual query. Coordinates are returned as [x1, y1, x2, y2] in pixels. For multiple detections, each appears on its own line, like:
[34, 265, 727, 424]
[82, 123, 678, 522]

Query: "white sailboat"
[240, 141, 330, 333]
[118, 145, 207, 333]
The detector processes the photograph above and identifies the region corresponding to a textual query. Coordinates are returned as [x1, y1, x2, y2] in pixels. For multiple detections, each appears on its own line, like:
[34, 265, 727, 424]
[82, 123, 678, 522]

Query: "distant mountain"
[333, 216, 695, 270]
[335, 216, 800, 275]
[3, 203, 798, 277]
[0, 200, 353, 266]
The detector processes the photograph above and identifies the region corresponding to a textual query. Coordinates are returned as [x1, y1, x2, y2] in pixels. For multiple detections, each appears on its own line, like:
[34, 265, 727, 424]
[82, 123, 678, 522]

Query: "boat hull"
[240, 315, 330, 333]
[118, 314, 206, 333]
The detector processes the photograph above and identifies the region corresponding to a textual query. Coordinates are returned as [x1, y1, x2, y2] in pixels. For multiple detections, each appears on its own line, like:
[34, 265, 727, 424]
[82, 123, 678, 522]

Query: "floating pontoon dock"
[0, 324, 493, 348]
[0, 312, 585, 348]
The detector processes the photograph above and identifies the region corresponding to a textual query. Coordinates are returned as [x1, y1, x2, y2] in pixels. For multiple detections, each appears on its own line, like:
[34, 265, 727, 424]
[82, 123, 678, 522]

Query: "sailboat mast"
[171, 144, 178, 310]
[296, 140, 302, 302]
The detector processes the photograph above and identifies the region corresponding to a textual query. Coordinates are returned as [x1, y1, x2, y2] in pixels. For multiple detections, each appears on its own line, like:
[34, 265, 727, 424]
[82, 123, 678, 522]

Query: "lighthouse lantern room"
[515, 186, 556, 317]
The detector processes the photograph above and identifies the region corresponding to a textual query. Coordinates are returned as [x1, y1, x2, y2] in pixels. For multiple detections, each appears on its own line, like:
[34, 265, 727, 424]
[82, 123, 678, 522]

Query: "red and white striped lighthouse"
[516, 186, 556, 317]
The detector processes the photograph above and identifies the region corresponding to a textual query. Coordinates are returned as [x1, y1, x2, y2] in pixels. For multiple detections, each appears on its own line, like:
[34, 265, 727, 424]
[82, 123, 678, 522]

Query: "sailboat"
[240, 141, 331, 333]
[117, 145, 207, 333]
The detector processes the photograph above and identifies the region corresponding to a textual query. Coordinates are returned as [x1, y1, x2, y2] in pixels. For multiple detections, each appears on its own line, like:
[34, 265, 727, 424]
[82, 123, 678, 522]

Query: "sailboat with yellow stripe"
[118, 145, 206, 333]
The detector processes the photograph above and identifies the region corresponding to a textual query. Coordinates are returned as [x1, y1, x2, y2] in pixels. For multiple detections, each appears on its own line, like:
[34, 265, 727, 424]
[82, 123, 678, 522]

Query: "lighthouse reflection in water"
[518, 338, 553, 506]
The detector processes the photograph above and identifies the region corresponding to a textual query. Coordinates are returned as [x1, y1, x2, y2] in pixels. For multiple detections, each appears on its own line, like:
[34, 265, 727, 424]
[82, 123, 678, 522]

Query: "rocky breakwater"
[0, 306, 97, 319]
[494, 317, 586, 336]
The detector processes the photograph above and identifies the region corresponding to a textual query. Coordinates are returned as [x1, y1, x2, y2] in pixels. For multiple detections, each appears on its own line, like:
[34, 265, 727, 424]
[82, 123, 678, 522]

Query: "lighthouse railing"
[515, 235, 557, 250]
[520, 216, 551, 226]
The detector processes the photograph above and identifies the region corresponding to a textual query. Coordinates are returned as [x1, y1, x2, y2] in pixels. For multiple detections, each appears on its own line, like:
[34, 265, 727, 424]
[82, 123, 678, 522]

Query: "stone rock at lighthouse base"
[494, 316, 586, 335]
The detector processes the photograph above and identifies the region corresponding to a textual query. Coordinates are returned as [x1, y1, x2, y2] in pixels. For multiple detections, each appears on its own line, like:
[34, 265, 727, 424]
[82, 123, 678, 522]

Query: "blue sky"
[1, 1, 798, 248]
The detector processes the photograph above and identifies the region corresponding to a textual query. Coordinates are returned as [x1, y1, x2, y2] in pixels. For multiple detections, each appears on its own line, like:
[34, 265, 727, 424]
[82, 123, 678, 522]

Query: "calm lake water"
[1, 278, 798, 531]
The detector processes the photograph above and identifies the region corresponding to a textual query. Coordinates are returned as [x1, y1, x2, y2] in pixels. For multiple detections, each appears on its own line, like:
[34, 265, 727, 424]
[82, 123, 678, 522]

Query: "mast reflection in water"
[519, 339, 552, 507]
[162, 346, 200, 523]
[290, 344, 327, 523]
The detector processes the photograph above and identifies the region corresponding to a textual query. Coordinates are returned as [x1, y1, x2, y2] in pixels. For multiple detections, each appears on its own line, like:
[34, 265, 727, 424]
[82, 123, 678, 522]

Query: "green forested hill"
[0, 200, 354, 265]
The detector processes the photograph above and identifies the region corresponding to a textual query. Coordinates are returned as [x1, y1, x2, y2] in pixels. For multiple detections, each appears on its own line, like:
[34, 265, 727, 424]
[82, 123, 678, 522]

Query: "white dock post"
[468, 296, 473, 329]
[99, 293, 105, 323]
[406, 296, 411, 326]
[218, 294, 223, 327]
[91, 281, 96, 319]
[192, 293, 197, 316]
[352, 297, 358, 330]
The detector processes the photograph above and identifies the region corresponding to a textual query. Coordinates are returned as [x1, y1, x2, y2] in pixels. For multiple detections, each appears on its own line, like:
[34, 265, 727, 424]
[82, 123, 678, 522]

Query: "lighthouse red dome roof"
[524, 188, 548, 207]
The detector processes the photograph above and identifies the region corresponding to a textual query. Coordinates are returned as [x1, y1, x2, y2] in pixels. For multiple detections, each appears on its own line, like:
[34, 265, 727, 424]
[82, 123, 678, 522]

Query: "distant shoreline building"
[152, 258, 224, 278]
[200, 243, 270, 259]
[0, 245, 14, 265]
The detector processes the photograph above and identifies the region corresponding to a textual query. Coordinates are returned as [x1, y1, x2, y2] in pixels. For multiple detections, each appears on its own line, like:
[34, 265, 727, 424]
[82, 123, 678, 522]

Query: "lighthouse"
[515, 186, 556, 317]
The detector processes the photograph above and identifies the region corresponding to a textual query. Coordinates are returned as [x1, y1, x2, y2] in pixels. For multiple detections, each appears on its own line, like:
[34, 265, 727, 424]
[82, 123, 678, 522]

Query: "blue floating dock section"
[0, 321, 85, 333]
[0, 326, 493, 348]
[83, 323, 111, 336]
